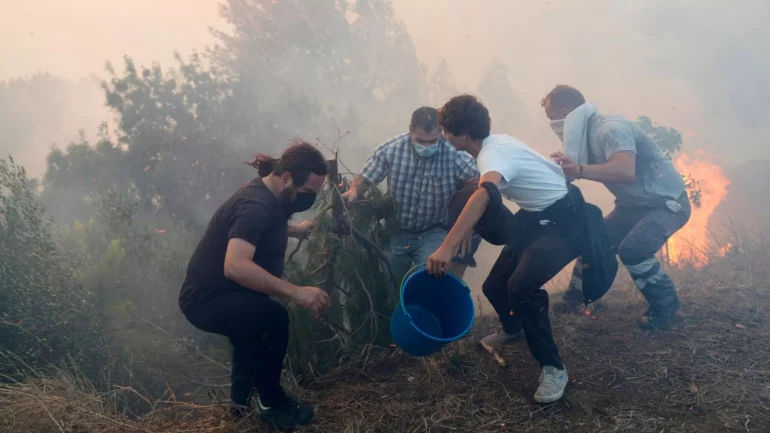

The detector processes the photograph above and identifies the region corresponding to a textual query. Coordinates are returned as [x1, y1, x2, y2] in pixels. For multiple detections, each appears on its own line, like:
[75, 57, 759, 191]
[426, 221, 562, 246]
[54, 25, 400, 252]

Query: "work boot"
[640, 297, 680, 331]
[534, 365, 568, 404]
[258, 392, 315, 431]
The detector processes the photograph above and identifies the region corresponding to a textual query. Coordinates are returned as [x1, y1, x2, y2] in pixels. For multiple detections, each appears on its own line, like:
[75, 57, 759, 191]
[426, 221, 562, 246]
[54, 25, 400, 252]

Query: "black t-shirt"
[179, 178, 288, 309]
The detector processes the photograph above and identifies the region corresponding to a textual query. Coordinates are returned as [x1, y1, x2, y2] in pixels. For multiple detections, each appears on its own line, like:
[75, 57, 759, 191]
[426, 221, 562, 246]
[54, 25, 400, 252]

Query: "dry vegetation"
[1, 235, 769, 433]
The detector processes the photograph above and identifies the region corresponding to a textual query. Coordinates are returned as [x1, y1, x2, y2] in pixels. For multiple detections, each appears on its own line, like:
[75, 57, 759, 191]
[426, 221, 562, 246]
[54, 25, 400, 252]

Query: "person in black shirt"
[180, 140, 330, 430]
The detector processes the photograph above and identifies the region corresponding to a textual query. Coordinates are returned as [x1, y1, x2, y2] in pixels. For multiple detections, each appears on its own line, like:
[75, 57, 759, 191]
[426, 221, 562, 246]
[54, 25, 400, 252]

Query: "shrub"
[0, 157, 106, 380]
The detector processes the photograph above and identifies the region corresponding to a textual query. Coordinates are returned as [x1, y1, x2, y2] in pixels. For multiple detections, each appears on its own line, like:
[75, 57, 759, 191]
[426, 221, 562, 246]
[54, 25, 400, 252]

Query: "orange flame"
[665, 152, 730, 268]
[717, 242, 732, 257]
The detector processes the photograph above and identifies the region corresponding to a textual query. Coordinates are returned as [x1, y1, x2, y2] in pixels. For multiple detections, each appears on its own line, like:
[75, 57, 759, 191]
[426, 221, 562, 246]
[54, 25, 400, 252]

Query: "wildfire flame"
[665, 152, 730, 268]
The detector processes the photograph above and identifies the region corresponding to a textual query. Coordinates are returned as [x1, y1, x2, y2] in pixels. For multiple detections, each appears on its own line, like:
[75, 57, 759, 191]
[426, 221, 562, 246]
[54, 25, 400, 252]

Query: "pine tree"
[283, 157, 400, 380]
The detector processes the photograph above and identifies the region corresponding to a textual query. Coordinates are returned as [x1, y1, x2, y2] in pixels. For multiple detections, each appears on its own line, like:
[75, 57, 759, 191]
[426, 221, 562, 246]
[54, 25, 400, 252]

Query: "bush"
[284, 176, 400, 380]
[0, 157, 106, 380]
[53, 190, 233, 395]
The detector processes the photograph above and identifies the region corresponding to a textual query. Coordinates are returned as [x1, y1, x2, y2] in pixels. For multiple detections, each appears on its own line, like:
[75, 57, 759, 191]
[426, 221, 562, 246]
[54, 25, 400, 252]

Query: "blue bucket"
[390, 265, 475, 357]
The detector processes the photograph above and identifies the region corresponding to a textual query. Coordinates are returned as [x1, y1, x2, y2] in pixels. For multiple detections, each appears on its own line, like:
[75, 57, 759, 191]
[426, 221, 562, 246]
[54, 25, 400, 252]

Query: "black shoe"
[258, 393, 315, 430]
[229, 404, 254, 421]
[640, 298, 680, 331]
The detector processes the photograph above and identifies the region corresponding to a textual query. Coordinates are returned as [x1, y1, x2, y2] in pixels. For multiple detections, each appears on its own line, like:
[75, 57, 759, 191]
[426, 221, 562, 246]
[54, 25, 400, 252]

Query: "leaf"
[689, 383, 698, 393]
[735, 323, 746, 330]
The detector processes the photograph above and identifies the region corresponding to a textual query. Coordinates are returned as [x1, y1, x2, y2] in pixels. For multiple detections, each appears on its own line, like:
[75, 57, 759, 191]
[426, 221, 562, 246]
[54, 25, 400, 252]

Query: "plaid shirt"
[360, 133, 479, 232]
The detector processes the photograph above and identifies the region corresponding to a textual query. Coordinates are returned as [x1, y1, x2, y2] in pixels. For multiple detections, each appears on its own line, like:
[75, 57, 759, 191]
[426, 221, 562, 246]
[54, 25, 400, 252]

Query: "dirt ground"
[282, 282, 769, 433]
[3, 252, 768, 433]
[154, 261, 765, 433]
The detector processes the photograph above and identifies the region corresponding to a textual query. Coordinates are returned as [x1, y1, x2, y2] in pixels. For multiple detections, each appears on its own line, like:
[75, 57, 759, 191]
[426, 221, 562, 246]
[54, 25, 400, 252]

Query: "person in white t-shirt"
[426, 94, 586, 404]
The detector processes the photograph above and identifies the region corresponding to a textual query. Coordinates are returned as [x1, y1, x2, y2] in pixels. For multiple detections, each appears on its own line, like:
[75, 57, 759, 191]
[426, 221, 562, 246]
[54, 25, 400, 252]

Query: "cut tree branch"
[353, 267, 379, 344]
[341, 219, 398, 292]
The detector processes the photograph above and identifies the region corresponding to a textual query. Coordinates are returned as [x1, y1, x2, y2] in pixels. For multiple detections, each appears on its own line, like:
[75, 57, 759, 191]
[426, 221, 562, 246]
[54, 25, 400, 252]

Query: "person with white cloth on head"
[541, 84, 691, 331]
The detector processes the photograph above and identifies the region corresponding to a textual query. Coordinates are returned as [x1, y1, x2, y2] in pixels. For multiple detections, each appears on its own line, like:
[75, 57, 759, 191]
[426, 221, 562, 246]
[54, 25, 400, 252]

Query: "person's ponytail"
[246, 140, 327, 184]
[247, 153, 278, 177]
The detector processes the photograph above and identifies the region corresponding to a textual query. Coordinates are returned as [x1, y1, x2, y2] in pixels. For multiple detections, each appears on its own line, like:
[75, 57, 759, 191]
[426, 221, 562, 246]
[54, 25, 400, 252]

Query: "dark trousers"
[565, 193, 691, 311]
[182, 290, 289, 407]
[482, 199, 582, 369]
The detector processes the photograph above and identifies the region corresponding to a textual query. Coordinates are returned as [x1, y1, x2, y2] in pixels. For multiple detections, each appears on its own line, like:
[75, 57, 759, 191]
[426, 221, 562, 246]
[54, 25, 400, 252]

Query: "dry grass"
[1, 243, 769, 432]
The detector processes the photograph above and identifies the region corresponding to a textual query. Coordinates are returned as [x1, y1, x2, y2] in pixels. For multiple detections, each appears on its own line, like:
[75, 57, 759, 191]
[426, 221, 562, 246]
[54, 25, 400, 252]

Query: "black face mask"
[283, 191, 317, 216]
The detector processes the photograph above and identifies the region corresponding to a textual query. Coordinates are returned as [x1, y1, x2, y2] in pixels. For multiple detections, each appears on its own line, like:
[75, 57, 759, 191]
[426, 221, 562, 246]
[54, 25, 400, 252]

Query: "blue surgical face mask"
[413, 142, 439, 158]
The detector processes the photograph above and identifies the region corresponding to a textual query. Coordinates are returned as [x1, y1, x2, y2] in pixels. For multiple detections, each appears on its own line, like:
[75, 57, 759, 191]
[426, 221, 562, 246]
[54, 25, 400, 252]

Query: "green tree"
[41, 127, 131, 224]
[28, 0, 445, 388]
[210, 0, 427, 167]
[0, 157, 105, 379]
[636, 116, 700, 207]
[636, 116, 683, 158]
[102, 55, 255, 230]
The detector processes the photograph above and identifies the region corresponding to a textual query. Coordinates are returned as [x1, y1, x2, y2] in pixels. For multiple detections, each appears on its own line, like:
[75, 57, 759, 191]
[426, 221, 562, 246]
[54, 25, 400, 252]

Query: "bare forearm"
[287, 224, 303, 238]
[583, 163, 635, 183]
[349, 175, 371, 195]
[442, 188, 489, 252]
[581, 162, 634, 183]
[224, 260, 298, 298]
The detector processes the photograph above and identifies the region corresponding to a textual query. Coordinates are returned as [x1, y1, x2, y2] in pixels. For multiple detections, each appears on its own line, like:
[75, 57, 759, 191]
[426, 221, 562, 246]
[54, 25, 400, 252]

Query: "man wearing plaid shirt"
[342, 107, 480, 284]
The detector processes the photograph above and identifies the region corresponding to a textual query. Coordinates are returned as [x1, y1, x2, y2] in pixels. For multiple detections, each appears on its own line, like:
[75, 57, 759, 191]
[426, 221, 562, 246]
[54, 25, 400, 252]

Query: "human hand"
[341, 188, 358, 204]
[550, 152, 580, 180]
[427, 245, 455, 278]
[294, 219, 316, 238]
[292, 286, 330, 318]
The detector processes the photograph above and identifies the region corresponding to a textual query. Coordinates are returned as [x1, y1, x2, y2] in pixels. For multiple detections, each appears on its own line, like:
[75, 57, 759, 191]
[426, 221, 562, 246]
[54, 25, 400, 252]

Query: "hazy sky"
[2, 0, 768, 169]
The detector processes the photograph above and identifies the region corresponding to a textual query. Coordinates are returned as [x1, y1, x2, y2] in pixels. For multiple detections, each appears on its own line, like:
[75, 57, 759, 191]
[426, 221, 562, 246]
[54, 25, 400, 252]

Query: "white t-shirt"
[476, 134, 568, 211]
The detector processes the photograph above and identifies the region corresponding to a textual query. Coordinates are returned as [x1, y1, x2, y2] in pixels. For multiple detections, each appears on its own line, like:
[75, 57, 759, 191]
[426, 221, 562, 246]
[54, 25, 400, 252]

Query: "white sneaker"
[534, 365, 568, 403]
[480, 329, 523, 347]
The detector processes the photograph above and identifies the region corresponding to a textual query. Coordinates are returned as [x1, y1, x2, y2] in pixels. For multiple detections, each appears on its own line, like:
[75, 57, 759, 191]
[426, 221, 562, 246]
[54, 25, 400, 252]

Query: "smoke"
[3, 0, 769, 172]
[395, 0, 770, 165]
[0, 74, 106, 178]
[1, 0, 768, 220]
